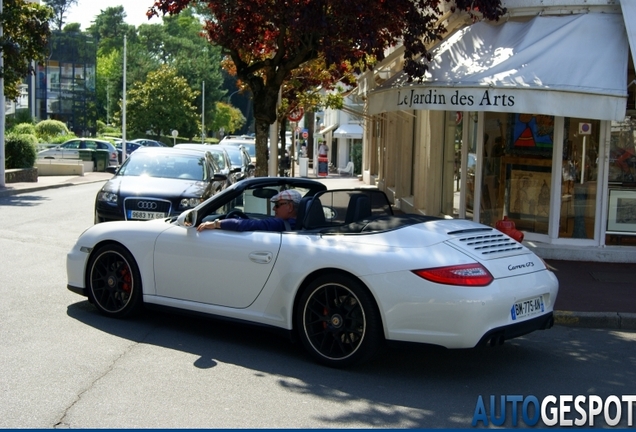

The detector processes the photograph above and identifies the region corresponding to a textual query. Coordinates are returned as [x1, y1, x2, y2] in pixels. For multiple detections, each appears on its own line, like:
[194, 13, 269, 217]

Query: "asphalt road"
[1, 182, 635, 428]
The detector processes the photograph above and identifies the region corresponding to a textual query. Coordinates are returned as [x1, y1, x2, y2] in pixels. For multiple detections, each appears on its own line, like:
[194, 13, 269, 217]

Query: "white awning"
[333, 124, 363, 139]
[369, 13, 628, 121]
[620, 0, 636, 70]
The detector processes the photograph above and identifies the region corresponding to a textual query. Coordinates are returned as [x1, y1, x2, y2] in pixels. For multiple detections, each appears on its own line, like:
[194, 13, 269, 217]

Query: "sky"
[65, 0, 161, 31]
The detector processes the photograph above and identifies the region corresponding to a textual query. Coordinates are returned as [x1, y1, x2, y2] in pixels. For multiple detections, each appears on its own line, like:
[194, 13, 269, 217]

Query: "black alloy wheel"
[296, 274, 383, 368]
[87, 244, 142, 318]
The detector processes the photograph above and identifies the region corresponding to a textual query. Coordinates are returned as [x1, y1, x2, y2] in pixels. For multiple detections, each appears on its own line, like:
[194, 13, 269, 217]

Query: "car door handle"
[248, 252, 273, 264]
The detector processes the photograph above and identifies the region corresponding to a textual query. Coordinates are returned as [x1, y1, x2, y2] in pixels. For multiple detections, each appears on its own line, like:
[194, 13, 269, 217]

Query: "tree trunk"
[306, 111, 315, 168]
[251, 82, 281, 177]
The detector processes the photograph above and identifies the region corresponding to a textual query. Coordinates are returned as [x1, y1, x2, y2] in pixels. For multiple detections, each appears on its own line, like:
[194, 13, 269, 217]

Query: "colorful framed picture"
[508, 114, 554, 156]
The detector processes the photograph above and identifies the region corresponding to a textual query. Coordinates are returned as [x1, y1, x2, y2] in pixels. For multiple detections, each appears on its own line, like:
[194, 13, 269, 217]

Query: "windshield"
[209, 151, 227, 170]
[241, 143, 256, 158]
[222, 148, 243, 165]
[205, 185, 311, 220]
[119, 153, 207, 181]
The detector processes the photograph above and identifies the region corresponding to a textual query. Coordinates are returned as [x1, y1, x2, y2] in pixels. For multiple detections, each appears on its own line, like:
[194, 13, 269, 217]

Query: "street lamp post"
[227, 89, 239, 105]
[201, 81, 205, 144]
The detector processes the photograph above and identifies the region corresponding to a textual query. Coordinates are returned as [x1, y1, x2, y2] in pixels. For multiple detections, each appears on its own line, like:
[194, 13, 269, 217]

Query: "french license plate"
[128, 210, 166, 220]
[511, 296, 544, 320]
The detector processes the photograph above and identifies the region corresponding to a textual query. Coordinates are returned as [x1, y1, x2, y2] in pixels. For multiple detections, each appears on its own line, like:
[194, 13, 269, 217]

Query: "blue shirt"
[220, 217, 296, 232]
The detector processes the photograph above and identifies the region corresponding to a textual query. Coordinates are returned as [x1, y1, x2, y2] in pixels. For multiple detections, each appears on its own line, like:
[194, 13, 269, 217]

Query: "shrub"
[49, 133, 76, 144]
[5, 133, 38, 169]
[101, 124, 120, 134]
[35, 119, 70, 139]
[11, 123, 37, 136]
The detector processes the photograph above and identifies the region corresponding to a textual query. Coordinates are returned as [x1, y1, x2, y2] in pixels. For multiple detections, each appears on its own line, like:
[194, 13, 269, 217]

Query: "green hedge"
[5, 133, 38, 169]
[35, 119, 70, 139]
[10, 123, 37, 136]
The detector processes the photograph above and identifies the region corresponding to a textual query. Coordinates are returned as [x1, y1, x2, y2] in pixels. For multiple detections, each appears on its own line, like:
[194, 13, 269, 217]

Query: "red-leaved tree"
[149, 0, 505, 176]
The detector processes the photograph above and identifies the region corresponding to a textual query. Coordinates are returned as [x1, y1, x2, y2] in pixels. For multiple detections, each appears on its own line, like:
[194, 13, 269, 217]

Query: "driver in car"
[196, 189, 301, 232]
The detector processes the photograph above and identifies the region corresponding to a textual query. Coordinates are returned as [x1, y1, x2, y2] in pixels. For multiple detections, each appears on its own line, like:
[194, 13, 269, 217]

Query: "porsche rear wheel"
[296, 274, 383, 368]
[87, 244, 142, 318]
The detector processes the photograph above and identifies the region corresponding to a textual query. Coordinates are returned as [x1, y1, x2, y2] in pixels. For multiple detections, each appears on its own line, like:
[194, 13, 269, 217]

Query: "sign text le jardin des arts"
[369, 85, 625, 121]
[397, 88, 514, 110]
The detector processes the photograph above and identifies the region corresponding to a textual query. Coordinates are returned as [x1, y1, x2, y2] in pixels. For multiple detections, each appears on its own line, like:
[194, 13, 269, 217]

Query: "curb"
[554, 311, 636, 330]
[0, 182, 76, 198]
[0, 176, 110, 198]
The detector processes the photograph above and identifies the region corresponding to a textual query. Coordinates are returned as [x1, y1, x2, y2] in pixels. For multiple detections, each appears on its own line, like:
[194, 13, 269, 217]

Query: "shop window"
[606, 117, 636, 246]
[481, 113, 555, 235]
[559, 118, 600, 239]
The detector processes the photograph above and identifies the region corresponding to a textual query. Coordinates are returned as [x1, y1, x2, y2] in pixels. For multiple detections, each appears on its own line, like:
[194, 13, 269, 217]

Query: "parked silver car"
[38, 138, 118, 166]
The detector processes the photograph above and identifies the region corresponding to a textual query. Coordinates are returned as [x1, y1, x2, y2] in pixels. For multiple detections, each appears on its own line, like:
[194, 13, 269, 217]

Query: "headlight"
[97, 191, 118, 205]
[180, 198, 201, 209]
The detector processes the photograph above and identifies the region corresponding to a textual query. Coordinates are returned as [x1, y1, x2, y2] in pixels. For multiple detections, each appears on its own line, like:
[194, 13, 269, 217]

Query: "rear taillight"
[412, 263, 493, 286]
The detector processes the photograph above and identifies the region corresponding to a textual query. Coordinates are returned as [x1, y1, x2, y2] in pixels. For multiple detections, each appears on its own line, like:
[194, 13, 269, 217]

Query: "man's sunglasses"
[273, 200, 290, 208]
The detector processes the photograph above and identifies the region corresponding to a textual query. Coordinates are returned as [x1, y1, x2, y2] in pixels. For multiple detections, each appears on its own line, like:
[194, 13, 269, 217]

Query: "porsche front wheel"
[86, 244, 142, 318]
[296, 275, 383, 368]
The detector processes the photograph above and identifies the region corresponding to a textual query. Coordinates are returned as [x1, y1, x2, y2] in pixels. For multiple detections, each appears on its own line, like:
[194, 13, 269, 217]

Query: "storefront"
[361, 8, 636, 261]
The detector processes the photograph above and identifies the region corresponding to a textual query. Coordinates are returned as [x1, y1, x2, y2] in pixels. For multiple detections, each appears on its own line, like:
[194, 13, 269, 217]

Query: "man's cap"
[271, 189, 302, 204]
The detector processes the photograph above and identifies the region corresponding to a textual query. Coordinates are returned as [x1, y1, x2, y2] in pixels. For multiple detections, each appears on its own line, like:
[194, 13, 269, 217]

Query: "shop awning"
[620, 0, 636, 70]
[369, 13, 629, 121]
[333, 124, 363, 139]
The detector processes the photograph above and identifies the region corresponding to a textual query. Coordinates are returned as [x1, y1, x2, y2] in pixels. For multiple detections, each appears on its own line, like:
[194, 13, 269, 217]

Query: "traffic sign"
[288, 107, 304, 122]
[302, 130, 308, 139]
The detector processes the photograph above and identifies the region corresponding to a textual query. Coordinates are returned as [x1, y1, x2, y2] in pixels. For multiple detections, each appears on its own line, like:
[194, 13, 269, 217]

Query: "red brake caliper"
[120, 266, 132, 293]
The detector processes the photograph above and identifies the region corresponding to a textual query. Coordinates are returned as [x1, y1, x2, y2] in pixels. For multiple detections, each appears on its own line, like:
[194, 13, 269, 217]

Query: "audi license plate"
[511, 296, 544, 321]
[128, 210, 166, 220]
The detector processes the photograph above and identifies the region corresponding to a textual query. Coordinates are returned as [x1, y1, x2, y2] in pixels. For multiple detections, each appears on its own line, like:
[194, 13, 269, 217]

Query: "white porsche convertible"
[67, 177, 558, 367]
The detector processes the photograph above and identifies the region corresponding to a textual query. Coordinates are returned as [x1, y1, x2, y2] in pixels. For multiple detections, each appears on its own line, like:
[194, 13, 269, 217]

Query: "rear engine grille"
[458, 232, 523, 255]
[124, 198, 172, 215]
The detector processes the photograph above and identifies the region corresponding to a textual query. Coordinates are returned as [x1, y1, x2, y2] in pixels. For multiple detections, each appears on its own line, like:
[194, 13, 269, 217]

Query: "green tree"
[63, 22, 81, 33]
[43, 0, 78, 31]
[119, 65, 200, 139]
[138, 9, 224, 137]
[0, 0, 52, 100]
[210, 102, 245, 136]
[96, 50, 123, 125]
[87, 6, 138, 56]
[91, 6, 225, 134]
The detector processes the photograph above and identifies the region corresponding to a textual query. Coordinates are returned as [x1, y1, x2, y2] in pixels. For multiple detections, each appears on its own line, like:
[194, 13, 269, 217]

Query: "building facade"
[356, 0, 636, 262]
[318, 95, 364, 173]
[33, 31, 98, 136]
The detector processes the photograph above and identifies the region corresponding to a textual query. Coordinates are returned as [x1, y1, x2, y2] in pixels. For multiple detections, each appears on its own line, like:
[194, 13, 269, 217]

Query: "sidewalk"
[0, 171, 114, 197]
[2, 170, 635, 331]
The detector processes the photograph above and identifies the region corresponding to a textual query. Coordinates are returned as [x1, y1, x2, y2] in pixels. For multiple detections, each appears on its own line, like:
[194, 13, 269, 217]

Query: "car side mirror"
[213, 173, 228, 182]
[177, 209, 197, 227]
[230, 167, 241, 174]
[106, 166, 118, 175]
